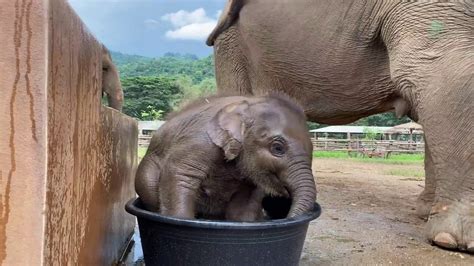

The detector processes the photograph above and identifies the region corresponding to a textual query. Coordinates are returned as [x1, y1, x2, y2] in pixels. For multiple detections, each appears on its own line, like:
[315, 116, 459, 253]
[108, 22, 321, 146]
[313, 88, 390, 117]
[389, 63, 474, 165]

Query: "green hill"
[110, 51, 151, 66]
[111, 52, 214, 83]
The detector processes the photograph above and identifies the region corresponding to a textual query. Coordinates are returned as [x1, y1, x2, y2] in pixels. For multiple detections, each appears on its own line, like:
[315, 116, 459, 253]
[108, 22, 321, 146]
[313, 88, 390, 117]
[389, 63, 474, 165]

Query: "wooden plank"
[1, 0, 137, 264]
[0, 0, 48, 264]
[44, 0, 137, 264]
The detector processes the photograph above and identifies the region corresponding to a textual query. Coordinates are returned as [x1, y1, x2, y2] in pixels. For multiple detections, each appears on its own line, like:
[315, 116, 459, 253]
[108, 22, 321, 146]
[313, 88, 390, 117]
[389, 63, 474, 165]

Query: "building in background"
[138, 121, 166, 136]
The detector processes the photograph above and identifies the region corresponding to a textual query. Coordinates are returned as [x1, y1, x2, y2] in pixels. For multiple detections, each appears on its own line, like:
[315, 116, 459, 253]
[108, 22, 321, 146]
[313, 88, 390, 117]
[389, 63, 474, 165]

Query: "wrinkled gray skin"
[135, 95, 316, 221]
[208, 0, 473, 252]
[102, 45, 123, 111]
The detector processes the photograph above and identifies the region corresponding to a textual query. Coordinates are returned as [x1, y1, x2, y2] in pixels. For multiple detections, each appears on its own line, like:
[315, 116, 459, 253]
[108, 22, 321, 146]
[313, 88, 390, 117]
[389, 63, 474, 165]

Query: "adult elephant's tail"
[206, 0, 244, 46]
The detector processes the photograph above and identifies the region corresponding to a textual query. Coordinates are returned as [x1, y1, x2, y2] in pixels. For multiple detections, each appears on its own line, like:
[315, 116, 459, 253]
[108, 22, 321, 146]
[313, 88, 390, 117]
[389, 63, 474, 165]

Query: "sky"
[68, 0, 226, 58]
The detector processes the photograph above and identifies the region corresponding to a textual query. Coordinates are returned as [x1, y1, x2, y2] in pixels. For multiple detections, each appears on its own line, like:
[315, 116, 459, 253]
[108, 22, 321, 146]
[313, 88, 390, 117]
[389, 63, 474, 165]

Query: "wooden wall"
[0, 0, 137, 264]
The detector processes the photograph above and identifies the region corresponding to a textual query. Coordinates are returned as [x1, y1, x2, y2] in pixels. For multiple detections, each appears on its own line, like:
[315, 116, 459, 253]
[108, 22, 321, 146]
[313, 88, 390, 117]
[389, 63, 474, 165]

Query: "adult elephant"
[207, 0, 473, 252]
[102, 45, 124, 111]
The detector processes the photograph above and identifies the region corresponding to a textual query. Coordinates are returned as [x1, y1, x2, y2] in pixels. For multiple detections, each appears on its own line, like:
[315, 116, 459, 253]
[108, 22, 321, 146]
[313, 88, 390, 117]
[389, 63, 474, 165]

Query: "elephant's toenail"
[467, 242, 474, 253]
[433, 232, 457, 249]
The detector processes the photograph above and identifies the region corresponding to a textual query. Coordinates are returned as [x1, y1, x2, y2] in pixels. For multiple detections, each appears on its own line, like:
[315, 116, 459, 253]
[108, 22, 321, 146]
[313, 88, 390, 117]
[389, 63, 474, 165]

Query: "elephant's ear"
[206, 0, 244, 46]
[207, 101, 249, 160]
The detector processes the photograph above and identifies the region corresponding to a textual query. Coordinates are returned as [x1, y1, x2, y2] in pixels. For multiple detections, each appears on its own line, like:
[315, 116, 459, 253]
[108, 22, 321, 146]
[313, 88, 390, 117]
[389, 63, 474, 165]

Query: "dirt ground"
[125, 157, 474, 265]
[301, 158, 473, 265]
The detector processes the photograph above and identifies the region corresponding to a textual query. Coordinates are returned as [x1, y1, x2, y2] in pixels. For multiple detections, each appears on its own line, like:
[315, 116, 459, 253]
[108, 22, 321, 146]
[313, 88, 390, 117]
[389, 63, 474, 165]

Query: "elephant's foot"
[425, 199, 474, 253]
[416, 189, 435, 220]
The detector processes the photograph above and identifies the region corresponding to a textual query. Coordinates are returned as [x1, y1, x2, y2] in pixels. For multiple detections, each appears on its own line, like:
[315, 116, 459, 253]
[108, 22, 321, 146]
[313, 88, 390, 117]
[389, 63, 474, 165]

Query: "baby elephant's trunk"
[285, 158, 317, 217]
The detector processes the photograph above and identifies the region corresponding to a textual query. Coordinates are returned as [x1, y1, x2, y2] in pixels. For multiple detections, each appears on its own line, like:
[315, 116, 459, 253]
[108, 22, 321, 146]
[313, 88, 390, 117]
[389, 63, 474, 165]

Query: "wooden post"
[0, 0, 137, 264]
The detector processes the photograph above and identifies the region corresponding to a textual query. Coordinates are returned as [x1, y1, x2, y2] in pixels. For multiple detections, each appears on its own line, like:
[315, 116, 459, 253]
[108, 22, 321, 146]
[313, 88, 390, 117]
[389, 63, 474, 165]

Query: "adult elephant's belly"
[235, 0, 397, 124]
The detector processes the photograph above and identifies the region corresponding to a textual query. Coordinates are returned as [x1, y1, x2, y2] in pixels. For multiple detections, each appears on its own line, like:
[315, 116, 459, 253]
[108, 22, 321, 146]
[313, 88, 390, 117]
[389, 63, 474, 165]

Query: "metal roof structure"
[138, 120, 166, 131]
[385, 122, 423, 134]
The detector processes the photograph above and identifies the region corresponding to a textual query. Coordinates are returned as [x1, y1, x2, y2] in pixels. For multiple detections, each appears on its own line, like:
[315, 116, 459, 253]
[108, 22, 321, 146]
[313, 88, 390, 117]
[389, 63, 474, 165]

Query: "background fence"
[139, 135, 424, 154]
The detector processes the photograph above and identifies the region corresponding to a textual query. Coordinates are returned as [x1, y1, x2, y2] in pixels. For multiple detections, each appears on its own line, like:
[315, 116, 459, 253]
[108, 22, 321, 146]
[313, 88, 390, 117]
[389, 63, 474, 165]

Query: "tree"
[114, 53, 215, 84]
[174, 76, 217, 109]
[121, 76, 182, 120]
[110, 51, 151, 65]
[306, 122, 326, 130]
[141, 106, 164, 120]
[363, 127, 383, 140]
[350, 112, 411, 126]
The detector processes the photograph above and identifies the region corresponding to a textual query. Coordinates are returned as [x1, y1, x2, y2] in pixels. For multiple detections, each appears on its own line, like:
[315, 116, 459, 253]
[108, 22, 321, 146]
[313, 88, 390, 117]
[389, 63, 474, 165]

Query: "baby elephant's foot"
[425, 199, 474, 253]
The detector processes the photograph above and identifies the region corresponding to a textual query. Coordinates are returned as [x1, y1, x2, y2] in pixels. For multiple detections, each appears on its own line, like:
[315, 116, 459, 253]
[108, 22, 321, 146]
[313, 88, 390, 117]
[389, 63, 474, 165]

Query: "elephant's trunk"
[106, 87, 124, 111]
[285, 157, 317, 217]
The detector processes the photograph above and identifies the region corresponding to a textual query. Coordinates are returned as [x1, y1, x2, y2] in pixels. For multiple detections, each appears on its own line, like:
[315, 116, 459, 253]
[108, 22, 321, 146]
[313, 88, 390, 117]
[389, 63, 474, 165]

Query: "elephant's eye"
[270, 140, 286, 157]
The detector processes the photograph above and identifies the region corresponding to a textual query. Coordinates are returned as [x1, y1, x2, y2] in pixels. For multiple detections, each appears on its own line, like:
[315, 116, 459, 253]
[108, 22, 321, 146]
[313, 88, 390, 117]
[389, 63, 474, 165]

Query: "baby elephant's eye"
[270, 141, 286, 157]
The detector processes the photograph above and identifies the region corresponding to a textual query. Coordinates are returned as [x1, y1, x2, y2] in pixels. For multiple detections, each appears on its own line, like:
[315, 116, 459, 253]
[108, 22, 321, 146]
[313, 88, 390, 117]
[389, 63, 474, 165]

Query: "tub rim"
[125, 198, 321, 230]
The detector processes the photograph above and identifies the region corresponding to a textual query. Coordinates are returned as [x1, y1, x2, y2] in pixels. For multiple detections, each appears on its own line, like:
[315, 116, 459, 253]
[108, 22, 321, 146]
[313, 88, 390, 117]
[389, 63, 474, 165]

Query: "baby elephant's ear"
[207, 101, 249, 160]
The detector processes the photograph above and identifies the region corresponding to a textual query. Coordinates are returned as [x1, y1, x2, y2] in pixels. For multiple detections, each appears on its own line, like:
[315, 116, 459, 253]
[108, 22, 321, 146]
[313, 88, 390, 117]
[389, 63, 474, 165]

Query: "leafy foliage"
[141, 106, 164, 121]
[307, 122, 327, 130]
[110, 51, 151, 66]
[362, 127, 383, 140]
[114, 53, 215, 84]
[351, 112, 411, 127]
[121, 76, 182, 120]
[113, 53, 216, 118]
[173, 76, 216, 109]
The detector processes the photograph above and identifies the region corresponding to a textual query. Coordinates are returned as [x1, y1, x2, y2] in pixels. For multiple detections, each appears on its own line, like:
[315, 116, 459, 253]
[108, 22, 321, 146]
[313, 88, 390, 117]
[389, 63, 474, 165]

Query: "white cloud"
[161, 8, 218, 41]
[165, 21, 217, 41]
[144, 19, 159, 29]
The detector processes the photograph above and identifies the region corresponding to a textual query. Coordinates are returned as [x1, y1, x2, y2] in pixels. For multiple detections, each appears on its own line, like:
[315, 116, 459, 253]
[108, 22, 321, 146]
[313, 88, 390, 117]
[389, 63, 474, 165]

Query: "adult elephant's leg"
[383, 2, 473, 251]
[416, 142, 436, 219]
[422, 81, 473, 251]
[213, 26, 253, 96]
[389, 50, 473, 251]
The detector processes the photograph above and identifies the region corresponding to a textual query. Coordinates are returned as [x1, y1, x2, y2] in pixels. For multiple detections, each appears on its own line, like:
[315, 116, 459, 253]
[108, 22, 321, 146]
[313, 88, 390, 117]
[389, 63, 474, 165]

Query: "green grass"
[384, 169, 425, 179]
[138, 147, 148, 160]
[312, 151, 350, 159]
[313, 151, 424, 165]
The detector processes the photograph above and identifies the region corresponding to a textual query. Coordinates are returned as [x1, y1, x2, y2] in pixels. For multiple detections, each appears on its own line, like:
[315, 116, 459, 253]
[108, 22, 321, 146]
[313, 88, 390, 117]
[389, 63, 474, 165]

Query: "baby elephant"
[135, 95, 316, 221]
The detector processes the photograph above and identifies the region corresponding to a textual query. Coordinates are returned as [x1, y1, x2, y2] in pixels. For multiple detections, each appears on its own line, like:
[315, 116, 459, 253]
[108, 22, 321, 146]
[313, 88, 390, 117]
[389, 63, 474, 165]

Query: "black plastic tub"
[125, 198, 321, 266]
